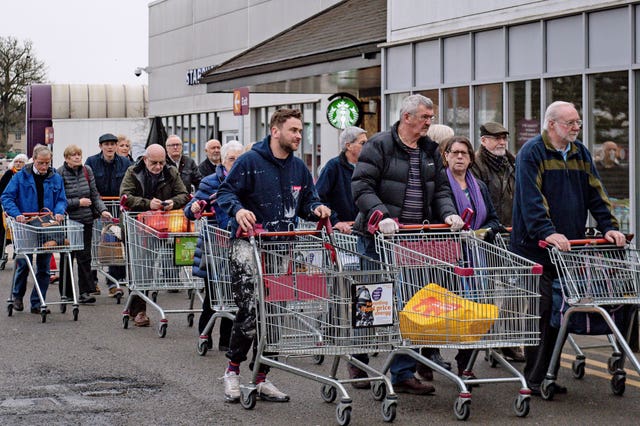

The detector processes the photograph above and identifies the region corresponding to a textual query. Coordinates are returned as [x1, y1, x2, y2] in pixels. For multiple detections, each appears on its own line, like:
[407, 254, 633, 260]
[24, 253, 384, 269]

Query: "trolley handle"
[316, 216, 333, 234]
[367, 208, 472, 234]
[193, 200, 216, 220]
[538, 234, 634, 249]
[100, 196, 120, 202]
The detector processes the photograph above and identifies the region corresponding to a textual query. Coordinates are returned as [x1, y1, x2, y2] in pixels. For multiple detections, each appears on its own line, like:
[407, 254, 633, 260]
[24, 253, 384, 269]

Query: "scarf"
[481, 145, 509, 174]
[446, 168, 487, 230]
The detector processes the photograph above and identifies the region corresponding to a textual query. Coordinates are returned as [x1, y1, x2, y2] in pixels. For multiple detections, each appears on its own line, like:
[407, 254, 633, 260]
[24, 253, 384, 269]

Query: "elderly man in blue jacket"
[2, 145, 67, 314]
[216, 108, 331, 403]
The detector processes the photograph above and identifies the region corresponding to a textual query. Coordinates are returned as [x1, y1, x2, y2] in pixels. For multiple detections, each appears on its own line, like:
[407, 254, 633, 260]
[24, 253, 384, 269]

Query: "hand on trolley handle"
[367, 207, 473, 235]
[539, 230, 631, 251]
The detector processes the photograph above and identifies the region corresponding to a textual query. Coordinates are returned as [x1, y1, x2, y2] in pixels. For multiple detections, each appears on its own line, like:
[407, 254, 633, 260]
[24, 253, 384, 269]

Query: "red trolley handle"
[538, 234, 634, 249]
[367, 209, 468, 234]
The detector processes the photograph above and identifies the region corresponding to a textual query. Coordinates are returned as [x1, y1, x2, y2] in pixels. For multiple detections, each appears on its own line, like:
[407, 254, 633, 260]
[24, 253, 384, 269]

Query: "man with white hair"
[165, 134, 202, 192]
[198, 139, 222, 177]
[511, 100, 626, 396]
[316, 126, 367, 234]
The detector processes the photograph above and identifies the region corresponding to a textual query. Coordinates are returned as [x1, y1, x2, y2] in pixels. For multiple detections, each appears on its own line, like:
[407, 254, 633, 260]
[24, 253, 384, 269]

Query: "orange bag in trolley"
[137, 210, 191, 233]
[399, 283, 499, 344]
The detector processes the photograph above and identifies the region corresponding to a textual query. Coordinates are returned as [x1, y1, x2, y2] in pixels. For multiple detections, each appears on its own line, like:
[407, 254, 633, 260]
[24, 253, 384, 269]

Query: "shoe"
[90, 284, 101, 296]
[529, 382, 567, 396]
[428, 351, 452, 370]
[415, 363, 433, 382]
[133, 312, 150, 327]
[223, 370, 240, 402]
[218, 344, 229, 352]
[500, 347, 526, 362]
[256, 380, 290, 402]
[108, 287, 123, 297]
[13, 299, 24, 311]
[347, 364, 370, 389]
[458, 368, 479, 387]
[393, 377, 435, 395]
[49, 275, 59, 284]
[31, 307, 51, 314]
[79, 293, 96, 304]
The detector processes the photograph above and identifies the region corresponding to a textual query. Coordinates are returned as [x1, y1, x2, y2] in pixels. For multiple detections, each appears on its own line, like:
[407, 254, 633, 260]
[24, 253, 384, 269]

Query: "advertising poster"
[174, 236, 198, 266]
[352, 282, 394, 328]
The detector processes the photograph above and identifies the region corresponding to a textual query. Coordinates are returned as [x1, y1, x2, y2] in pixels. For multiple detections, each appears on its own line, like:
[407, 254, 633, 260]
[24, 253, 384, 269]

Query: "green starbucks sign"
[326, 92, 363, 129]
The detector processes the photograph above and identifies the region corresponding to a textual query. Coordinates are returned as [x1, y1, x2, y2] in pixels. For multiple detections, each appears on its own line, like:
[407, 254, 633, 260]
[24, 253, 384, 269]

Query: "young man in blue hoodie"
[216, 108, 331, 403]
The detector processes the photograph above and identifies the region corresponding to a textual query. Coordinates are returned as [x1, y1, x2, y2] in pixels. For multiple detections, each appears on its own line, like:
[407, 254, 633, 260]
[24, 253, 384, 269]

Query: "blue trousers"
[12, 253, 52, 309]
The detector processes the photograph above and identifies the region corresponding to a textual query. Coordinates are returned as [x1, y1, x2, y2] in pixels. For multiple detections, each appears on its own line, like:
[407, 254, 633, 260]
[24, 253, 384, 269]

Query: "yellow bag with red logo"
[399, 283, 498, 344]
[137, 210, 191, 233]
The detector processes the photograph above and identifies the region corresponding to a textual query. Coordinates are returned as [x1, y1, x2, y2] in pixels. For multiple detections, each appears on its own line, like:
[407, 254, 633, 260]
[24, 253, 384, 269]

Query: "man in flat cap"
[471, 122, 524, 363]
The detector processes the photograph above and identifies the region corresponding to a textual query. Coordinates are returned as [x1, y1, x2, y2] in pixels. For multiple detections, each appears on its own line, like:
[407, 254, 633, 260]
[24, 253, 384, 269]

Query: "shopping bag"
[399, 283, 499, 344]
[97, 223, 124, 261]
[137, 210, 191, 233]
[26, 208, 67, 248]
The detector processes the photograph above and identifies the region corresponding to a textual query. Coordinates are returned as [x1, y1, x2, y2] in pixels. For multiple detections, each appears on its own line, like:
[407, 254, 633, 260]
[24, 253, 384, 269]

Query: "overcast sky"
[1, 0, 149, 85]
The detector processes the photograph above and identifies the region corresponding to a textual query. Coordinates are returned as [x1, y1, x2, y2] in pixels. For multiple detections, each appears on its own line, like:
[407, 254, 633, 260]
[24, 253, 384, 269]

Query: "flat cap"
[99, 133, 118, 143]
[480, 122, 509, 136]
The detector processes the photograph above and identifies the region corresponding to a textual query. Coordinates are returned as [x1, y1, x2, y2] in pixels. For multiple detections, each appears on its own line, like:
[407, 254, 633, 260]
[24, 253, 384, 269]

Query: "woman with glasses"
[440, 135, 501, 380]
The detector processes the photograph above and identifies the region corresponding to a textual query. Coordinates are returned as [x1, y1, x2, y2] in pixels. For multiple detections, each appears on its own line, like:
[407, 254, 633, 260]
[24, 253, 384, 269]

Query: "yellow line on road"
[560, 353, 640, 388]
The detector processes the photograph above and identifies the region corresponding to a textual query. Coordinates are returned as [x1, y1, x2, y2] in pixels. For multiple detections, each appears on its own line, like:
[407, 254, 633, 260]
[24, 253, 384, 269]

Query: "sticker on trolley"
[174, 236, 198, 266]
[351, 283, 394, 328]
[293, 249, 323, 273]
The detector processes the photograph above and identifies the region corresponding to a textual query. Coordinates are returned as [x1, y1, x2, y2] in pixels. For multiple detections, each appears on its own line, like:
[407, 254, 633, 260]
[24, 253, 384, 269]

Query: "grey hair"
[543, 101, 575, 130]
[427, 124, 454, 144]
[221, 140, 244, 162]
[32, 144, 52, 160]
[339, 126, 366, 151]
[9, 153, 28, 168]
[399, 94, 434, 119]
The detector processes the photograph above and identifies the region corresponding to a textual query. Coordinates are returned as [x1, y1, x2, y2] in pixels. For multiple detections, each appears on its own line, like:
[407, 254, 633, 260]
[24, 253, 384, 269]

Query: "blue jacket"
[316, 152, 357, 225]
[511, 132, 618, 265]
[217, 135, 322, 236]
[184, 165, 229, 278]
[85, 153, 131, 196]
[1, 164, 67, 217]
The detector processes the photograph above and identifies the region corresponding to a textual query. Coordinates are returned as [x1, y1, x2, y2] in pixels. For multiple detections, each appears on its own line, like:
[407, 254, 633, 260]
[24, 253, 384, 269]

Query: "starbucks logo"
[326, 93, 362, 129]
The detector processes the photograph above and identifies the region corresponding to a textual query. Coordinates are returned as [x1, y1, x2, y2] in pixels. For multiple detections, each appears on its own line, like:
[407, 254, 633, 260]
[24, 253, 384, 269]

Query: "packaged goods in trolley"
[196, 222, 235, 356]
[374, 223, 541, 421]
[538, 237, 640, 400]
[91, 197, 126, 303]
[237, 222, 401, 425]
[5, 212, 85, 322]
[121, 209, 204, 337]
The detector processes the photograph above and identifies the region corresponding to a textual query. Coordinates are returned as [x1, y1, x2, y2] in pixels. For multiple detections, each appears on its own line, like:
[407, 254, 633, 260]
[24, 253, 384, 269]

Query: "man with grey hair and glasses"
[350, 94, 464, 394]
[316, 126, 367, 235]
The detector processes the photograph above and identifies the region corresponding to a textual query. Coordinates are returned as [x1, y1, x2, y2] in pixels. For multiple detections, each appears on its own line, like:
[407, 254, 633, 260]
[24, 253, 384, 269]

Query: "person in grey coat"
[58, 145, 111, 303]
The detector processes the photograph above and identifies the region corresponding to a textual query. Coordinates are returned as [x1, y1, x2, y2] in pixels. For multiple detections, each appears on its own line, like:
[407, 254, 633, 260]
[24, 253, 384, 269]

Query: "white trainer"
[256, 380, 290, 402]
[223, 371, 240, 402]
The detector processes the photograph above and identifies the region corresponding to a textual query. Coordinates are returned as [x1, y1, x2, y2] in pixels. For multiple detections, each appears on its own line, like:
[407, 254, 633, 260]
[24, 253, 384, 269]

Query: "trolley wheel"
[158, 323, 167, 338]
[41, 311, 47, 323]
[453, 398, 471, 421]
[197, 339, 209, 356]
[381, 399, 397, 423]
[371, 381, 386, 401]
[313, 354, 324, 365]
[116, 293, 122, 305]
[60, 303, 67, 314]
[608, 356, 624, 374]
[0, 259, 6, 270]
[187, 313, 194, 327]
[240, 389, 256, 410]
[611, 374, 626, 396]
[572, 359, 585, 379]
[72, 308, 79, 321]
[321, 385, 337, 403]
[336, 403, 352, 426]
[122, 316, 129, 329]
[541, 381, 555, 401]
[151, 292, 158, 303]
[513, 395, 530, 418]
[7, 303, 13, 317]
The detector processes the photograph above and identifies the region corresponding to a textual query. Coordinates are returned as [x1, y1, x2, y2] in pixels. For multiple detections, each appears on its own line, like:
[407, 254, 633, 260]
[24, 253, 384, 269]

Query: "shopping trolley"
[5, 213, 85, 322]
[121, 209, 204, 337]
[0, 210, 13, 270]
[539, 237, 640, 400]
[238, 223, 400, 425]
[91, 197, 126, 303]
[197, 221, 236, 355]
[374, 224, 541, 420]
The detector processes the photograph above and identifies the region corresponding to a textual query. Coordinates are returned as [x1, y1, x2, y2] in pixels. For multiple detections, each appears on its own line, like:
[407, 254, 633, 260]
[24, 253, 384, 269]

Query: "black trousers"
[59, 223, 93, 298]
[199, 279, 233, 347]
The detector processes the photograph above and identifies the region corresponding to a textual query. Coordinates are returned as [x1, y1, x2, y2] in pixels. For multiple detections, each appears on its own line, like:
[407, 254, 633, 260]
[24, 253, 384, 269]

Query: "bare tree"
[0, 36, 47, 152]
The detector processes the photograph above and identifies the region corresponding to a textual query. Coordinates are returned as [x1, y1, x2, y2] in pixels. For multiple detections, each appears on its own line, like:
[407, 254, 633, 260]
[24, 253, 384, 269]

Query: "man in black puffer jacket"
[350, 94, 464, 395]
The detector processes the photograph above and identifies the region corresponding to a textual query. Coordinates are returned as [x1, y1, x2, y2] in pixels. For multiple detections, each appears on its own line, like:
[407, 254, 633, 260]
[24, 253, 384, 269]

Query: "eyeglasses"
[166, 144, 181, 148]
[554, 119, 583, 128]
[147, 160, 166, 166]
[447, 150, 470, 157]
[414, 113, 436, 122]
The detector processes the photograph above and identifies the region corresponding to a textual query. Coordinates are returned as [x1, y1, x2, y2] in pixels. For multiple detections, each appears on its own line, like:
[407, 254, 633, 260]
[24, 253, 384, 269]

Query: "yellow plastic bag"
[399, 283, 498, 344]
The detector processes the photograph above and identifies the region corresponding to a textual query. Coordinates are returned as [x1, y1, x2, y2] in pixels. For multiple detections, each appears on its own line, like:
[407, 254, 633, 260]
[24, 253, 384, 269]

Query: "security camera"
[134, 67, 143, 77]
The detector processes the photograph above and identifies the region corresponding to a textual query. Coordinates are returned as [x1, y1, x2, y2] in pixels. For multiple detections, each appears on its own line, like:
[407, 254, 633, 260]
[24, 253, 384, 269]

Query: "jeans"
[354, 234, 417, 384]
[13, 253, 52, 309]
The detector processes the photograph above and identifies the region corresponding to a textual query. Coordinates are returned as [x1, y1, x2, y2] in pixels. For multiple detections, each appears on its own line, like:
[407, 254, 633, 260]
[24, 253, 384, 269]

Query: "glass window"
[442, 86, 470, 137]
[386, 45, 413, 91]
[474, 84, 503, 146]
[475, 30, 505, 81]
[385, 92, 410, 127]
[508, 80, 541, 153]
[590, 71, 629, 232]
[545, 75, 583, 115]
